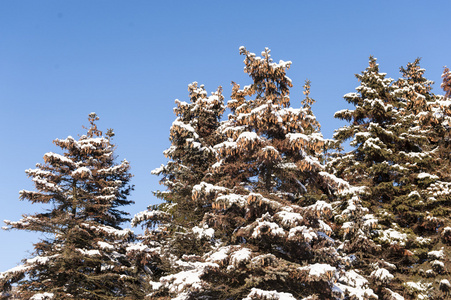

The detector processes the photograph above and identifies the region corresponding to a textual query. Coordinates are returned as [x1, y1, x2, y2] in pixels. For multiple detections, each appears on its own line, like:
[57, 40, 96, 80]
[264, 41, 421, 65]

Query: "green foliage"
[1, 114, 142, 299]
[3, 49, 451, 300]
[331, 57, 451, 299]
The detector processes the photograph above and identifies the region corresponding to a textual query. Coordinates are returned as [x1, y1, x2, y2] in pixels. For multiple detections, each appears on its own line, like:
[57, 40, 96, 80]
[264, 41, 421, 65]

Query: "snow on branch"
[30, 292, 55, 300]
[4, 215, 50, 230]
[24, 169, 55, 179]
[274, 210, 303, 228]
[152, 261, 219, 296]
[192, 182, 228, 200]
[31, 177, 62, 192]
[319, 172, 368, 196]
[71, 167, 92, 179]
[247, 193, 282, 210]
[243, 288, 296, 300]
[378, 228, 407, 246]
[43, 152, 74, 166]
[250, 220, 286, 239]
[214, 193, 247, 208]
[192, 225, 215, 239]
[236, 131, 263, 150]
[131, 210, 172, 227]
[0, 254, 60, 282]
[205, 246, 232, 265]
[56, 136, 108, 152]
[80, 222, 133, 239]
[171, 119, 199, 139]
[76, 248, 101, 256]
[370, 268, 394, 285]
[96, 160, 130, 176]
[298, 263, 336, 281]
[288, 226, 317, 243]
[229, 247, 252, 268]
[334, 268, 378, 300]
[305, 200, 332, 218]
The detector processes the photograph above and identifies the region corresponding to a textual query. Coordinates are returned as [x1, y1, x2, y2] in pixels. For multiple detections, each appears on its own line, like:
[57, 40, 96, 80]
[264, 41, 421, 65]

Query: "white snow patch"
[417, 173, 439, 179]
[43, 152, 73, 165]
[97, 241, 114, 250]
[428, 248, 445, 259]
[76, 248, 101, 256]
[299, 263, 335, 279]
[288, 226, 317, 242]
[206, 246, 231, 264]
[215, 193, 247, 207]
[131, 210, 171, 227]
[30, 293, 54, 300]
[378, 228, 407, 246]
[370, 268, 394, 283]
[229, 248, 252, 267]
[251, 221, 285, 239]
[237, 131, 260, 142]
[405, 281, 431, 293]
[385, 288, 404, 300]
[243, 288, 296, 300]
[159, 261, 218, 294]
[440, 279, 451, 288]
[274, 211, 303, 227]
[192, 225, 215, 239]
[126, 243, 150, 253]
[71, 167, 92, 178]
[407, 190, 421, 198]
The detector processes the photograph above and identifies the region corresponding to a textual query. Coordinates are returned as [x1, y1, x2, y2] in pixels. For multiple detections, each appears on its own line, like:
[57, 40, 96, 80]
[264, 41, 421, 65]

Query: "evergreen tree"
[143, 48, 379, 300]
[330, 57, 412, 298]
[151, 82, 225, 231]
[130, 83, 225, 295]
[378, 60, 451, 299]
[442, 67, 451, 99]
[332, 57, 451, 299]
[332, 56, 399, 202]
[0, 113, 141, 299]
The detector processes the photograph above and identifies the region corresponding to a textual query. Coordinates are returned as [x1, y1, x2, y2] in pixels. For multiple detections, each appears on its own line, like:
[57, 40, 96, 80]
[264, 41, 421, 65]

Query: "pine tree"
[330, 57, 415, 298]
[0, 113, 141, 299]
[332, 57, 451, 299]
[379, 60, 451, 299]
[151, 82, 225, 231]
[144, 48, 379, 300]
[332, 56, 399, 201]
[130, 83, 225, 296]
[442, 67, 451, 99]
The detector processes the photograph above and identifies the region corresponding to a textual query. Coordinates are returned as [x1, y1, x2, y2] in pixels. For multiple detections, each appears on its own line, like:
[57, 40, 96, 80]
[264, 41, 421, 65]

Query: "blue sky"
[0, 1, 449, 272]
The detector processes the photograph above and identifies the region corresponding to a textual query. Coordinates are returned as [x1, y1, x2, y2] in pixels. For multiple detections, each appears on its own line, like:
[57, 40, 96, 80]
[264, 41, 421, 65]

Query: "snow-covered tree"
[442, 67, 451, 99]
[388, 59, 451, 299]
[0, 113, 141, 299]
[130, 83, 225, 296]
[142, 47, 379, 300]
[332, 56, 399, 200]
[151, 82, 225, 231]
[332, 57, 451, 299]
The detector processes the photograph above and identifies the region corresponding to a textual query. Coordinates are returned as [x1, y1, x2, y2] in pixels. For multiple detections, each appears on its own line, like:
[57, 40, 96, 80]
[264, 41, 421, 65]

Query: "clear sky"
[0, 1, 449, 272]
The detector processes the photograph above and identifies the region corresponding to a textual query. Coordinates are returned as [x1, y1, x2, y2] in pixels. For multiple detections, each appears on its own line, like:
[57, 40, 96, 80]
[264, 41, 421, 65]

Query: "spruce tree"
[442, 67, 451, 99]
[332, 57, 451, 299]
[143, 48, 379, 300]
[0, 113, 141, 299]
[330, 57, 413, 298]
[151, 82, 225, 231]
[130, 83, 225, 296]
[378, 60, 451, 299]
[332, 56, 399, 202]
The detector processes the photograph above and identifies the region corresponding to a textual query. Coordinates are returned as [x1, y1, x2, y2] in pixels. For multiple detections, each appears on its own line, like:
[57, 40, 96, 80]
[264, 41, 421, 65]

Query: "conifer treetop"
[0, 114, 140, 299]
